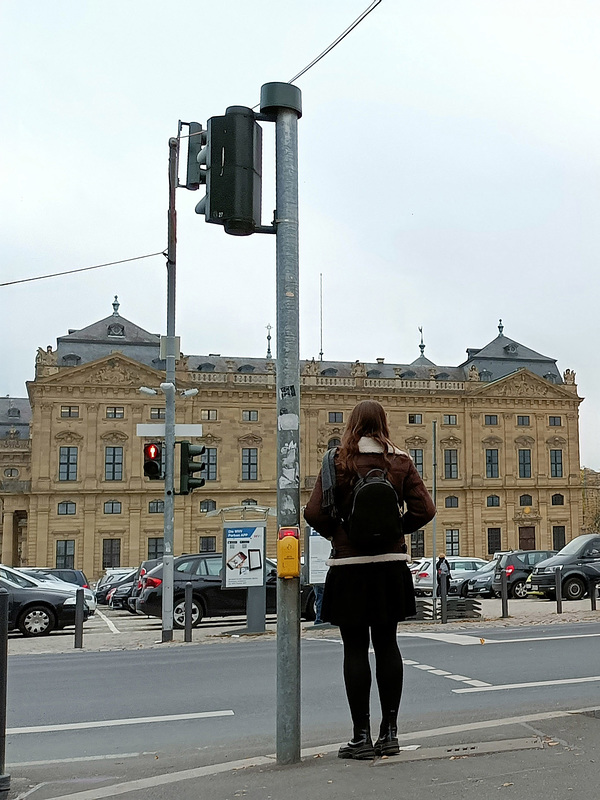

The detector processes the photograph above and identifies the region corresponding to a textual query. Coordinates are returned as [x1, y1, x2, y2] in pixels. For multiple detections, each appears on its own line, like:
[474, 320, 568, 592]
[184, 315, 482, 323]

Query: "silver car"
[413, 556, 489, 596]
[13, 567, 97, 613]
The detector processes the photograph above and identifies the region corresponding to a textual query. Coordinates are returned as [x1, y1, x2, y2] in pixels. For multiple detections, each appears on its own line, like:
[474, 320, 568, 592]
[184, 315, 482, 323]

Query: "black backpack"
[345, 468, 404, 555]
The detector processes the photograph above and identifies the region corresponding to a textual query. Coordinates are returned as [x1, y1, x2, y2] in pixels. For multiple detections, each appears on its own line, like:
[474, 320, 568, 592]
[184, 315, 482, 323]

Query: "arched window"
[328, 437, 341, 449]
[480, 369, 493, 382]
[3, 468, 19, 477]
[366, 369, 381, 377]
[321, 368, 338, 376]
[237, 364, 255, 373]
[200, 499, 217, 512]
[241, 498, 257, 506]
[62, 354, 81, 366]
[57, 501, 76, 515]
[445, 496, 458, 508]
[519, 494, 533, 507]
[551, 493, 564, 506]
[104, 500, 122, 514]
[198, 362, 215, 372]
[7, 406, 20, 418]
[487, 495, 500, 507]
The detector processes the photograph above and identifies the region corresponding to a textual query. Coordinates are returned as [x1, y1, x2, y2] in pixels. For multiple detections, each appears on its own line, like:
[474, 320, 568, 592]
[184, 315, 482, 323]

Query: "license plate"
[530, 584, 538, 591]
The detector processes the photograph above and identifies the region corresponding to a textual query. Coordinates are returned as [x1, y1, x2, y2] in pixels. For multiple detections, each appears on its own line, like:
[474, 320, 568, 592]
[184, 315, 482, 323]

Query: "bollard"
[554, 567, 563, 614]
[74, 587, 85, 649]
[0, 589, 11, 799]
[440, 574, 448, 624]
[501, 568, 509, 618]
[590, 578, 598, 612]
[184, 582, 193, 643]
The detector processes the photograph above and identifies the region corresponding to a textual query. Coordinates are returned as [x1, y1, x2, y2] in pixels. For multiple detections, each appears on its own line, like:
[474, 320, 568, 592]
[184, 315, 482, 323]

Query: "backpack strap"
[321, 447, 338, 518]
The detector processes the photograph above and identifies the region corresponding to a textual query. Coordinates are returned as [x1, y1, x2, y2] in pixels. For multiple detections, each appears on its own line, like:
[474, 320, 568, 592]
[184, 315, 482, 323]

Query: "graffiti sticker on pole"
[223, 521, 266, 589]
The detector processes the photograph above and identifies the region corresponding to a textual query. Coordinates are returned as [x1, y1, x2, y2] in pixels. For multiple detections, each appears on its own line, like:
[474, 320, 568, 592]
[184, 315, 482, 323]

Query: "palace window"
[149, 500, 164, 513]
[150, 407, 166, 419]
[487, 528, 501, 555]
[552, 526, 566, 550]
[484, 415, 498, 426]
[204, 448, 217, 481]
[443, 414, 457, 425]
[444, 449, 458, 479]
[56, 540, 75, 569]
[328, 438, 341, 449]
[411, 530, 425, 559]
[518, 449, 532, 478]
[199, 536, 217, 552]
[445, 529, 460, 556]
[57, 501, 76, 515]
[105, 447, 123, 481]
[408, 414, 422, 425]
[242, 409, 259, 422]
[486, 449, 499, 478]
[102, 539, 121, 569]
[549, 416, 562, 427]
[148, 538, 164, 560]
[59, 447, 78, 481]
[242, 498, 257, 506]
[201, 409, 218, 421]
[242, 448, 258, 481]
[551, 493, 564, 506]
[104, 500, 122, 514]
[60, 406, 79, 418]
[486, 495, 500, 507]
[106, 406, 124, 419]
[550, 450, 563, 478]
[329, 412, 343, 423]
[445, 496, 459, 508]
[3, 468, 19, 478]
[200, 499, 217, 513]
[410, 449, 424, 477]
[517, 415, 530, 426]
[519, 494, 533, 506]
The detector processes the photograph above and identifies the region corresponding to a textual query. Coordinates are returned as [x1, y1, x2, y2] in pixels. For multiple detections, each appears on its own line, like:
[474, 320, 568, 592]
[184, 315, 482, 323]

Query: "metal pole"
[271, 94, 302, 766]
[590, 578, 597, 612]
[431, 420, 438, 620]
[440, 569, 448, 624]
[501, 568, 509, 618]
[161, 136, 179, 643]
[184, 582, 193, 643]
[0, 589, 11, 799]
[74, 587, 84, 649]
[555, 566, 563, 614]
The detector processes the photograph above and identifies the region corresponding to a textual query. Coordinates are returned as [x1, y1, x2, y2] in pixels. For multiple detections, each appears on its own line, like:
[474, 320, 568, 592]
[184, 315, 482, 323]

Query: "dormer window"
[238, 364, 255, 373]
[401, 370, 416, 378]
[7, 406, 20, 418]
[436, 372, 450, 380]
[62, 354, 81, 366]
[504, 344, 518, 354]
[321, 368, 338, 376]
[107, 323, 125, 337]
[366, 369, 381, 377]
[544, 372, 556, 383]
[198, 363, 215, 372]
[480, 369, 492, 382]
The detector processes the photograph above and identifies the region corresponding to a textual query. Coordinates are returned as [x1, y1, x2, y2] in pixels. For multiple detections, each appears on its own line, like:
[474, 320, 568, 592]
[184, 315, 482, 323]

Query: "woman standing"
[304, 400, 436, 759]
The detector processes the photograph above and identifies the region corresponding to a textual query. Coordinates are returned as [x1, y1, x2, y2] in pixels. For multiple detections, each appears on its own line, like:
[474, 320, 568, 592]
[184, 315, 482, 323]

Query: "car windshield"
[477, 560, 498, 574]
[0, 568, 38, 588]
[557, 538, 589, 556]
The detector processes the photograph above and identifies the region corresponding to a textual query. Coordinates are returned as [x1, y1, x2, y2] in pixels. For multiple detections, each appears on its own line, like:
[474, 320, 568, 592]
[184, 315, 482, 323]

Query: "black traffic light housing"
[143, 442, 163, 480]
[179, 441, 206, 494]
[184, 121, 207, 190]
[193, 106, 263, 236]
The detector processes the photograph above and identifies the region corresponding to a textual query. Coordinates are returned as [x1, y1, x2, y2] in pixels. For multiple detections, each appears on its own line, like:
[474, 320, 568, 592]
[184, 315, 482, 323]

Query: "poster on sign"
[223, 521, 266, 589]
[306, 526, 331, 585]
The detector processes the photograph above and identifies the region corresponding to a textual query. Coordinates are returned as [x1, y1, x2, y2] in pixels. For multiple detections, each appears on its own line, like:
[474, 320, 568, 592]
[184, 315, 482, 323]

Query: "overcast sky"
[2, 1, 599, 465]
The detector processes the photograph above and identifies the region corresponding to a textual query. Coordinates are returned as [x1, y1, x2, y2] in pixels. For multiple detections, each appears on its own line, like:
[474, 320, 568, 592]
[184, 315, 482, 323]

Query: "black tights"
[339, 622, 403, 727]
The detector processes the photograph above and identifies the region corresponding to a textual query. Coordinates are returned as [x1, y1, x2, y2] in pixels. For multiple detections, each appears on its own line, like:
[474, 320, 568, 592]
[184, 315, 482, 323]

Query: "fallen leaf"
[501, 782, 514, 787]
[313, 753, 324, 759]
[480, 638, 486, 644]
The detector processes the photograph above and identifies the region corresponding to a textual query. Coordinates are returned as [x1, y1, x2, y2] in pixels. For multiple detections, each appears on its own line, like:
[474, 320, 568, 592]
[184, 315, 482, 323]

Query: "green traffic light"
[179, 441, 206, 494]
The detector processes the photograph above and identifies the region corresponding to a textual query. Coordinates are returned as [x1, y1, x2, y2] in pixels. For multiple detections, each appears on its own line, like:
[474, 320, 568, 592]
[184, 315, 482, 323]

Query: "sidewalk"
[7, 597, 600, 656]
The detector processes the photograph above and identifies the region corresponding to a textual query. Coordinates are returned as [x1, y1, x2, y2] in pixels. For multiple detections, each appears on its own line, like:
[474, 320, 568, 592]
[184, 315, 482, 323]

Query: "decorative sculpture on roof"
[563, 369, 576, 385]
[468, 364, 480, 381]
[351, 360, 366, 377]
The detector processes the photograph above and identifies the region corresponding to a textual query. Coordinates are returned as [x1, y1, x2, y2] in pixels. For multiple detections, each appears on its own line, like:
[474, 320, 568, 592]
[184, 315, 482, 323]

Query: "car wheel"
[459, 583, 469, 598]
[563, 577, 585, 601]
[511, 580, 528, 599]
[173, 597, 203, 629]
[18, 605, 56, 637]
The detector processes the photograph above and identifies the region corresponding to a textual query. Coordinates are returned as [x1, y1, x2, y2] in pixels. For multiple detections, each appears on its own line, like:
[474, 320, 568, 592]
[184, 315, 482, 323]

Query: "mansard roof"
[460, 330, 562, 384]
[0, 397, 31, 440]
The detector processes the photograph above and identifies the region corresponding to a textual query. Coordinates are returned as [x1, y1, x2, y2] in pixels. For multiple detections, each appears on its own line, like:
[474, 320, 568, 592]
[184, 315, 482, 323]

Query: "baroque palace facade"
[0, 302, 584, 580]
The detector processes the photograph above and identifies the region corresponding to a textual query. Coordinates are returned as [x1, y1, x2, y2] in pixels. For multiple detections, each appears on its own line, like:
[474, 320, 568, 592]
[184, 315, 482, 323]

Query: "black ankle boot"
[374, 713, 399, 757]
[338, 720, 375, 760]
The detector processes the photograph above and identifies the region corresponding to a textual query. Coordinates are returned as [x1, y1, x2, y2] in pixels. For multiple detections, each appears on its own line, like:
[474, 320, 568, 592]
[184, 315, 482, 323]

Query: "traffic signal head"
[143, 442, 163, 480]
[194, 106, 262, 236]
[179, 441, 206, 495]
[185, 122, 207, 190]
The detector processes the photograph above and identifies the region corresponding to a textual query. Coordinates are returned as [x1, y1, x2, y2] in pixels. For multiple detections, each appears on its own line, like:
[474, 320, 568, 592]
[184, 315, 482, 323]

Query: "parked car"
[17, 568, 97, 613]
[413, 557, 488, 596]
[138, 553, 316, 628]
[491, 550, 556, 599]
[0, 569, 89, 637]
[95, 569, 137, 604]
[109, 580, 135, 610]
[24, 567, 91, 589]
[528, 534, 600, 601]
[465, 559, 499, 597]
[127, 558, 163, 614]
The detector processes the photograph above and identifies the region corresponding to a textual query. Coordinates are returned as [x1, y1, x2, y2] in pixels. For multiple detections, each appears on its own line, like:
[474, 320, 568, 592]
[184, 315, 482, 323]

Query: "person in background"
[304, 400, 436, 760]
[435, 553, 452, 596]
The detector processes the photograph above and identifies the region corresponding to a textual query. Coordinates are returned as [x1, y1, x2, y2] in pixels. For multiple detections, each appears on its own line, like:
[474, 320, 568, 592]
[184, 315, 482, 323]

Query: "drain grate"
[374, 737, 543, 765]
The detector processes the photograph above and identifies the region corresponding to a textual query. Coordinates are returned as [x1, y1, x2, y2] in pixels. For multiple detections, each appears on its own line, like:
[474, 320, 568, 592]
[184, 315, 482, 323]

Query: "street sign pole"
[260, 82, 302, 766]
[161, 136, 179, 643]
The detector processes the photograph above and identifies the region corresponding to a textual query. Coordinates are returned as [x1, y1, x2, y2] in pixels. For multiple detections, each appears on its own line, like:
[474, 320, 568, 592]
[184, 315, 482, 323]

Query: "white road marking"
[8, 710, 234, 735]
[413, 664, 435, 670]
[453, 675, 600, 693]
[483, 633, 600, 645]
[403, 659, 419, 665]
[95, 609, 120, 634]
[444, 674, 472, 682]
[33, 706, 600, 800]
[399, 631, 600, 647]
[462, 679, 492, 687]
[398, 632, 487, 645]
[428, 669, 451, 675]
[10, 752, 144, 768]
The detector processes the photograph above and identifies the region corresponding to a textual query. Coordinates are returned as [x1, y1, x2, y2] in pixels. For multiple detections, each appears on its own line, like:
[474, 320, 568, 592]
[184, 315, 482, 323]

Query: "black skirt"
[320, 560, 416, 627]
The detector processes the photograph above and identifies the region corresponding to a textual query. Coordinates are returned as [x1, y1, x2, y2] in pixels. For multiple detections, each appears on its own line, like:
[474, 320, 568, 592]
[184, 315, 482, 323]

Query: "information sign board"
[306, 526, 331, 585]
[223, 521, 266, 589]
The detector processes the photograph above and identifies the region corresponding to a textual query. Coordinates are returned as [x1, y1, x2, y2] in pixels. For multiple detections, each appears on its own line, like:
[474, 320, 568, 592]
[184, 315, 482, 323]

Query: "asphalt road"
[8, 619, 600, 773]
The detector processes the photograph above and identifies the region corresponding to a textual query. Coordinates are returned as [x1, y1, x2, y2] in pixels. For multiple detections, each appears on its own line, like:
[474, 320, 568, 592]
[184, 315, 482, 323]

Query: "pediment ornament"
[200, 433, 222, 446]
[515, 435, 535, 447]
[100, 431, 129, 443]
[405, 435, 428, 448]
[93, 361, 139, 386]
[493, 372, 548, 397]
[238, 433, 263, 446]
[440, 436, 462, 448]
[546, 436, 567, 447]
[55, 431, 84, 444]
[482, 435, 503, 446]
[514, 509, 541, 523]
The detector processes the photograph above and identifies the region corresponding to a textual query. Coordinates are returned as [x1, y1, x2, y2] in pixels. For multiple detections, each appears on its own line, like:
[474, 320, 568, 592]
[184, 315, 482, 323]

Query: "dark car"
[0, 572, 89, 637]
[528, 534, 600, 601]
[492, 550, 556, 598]
[138, 553, 316, 628]
[109, 581, 135, 610]
[95, 569, 137, 605]
[465, 559, 499, 597]
[27, 568, 90, 589]
[127, 559, 163, 614]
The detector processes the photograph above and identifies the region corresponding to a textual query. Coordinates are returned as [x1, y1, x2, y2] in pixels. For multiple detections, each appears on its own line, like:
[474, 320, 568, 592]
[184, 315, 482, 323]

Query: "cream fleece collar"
[357, 436, 408, 456]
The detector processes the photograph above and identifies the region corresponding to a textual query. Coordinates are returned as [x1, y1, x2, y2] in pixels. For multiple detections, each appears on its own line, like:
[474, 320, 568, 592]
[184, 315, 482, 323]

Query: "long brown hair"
[337, 400, 396, 475]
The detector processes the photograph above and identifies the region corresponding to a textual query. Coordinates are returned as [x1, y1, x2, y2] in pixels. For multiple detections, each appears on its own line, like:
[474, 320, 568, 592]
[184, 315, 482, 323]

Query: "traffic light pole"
[259, 83, 302, 766]
[161, 136, 179, 643]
